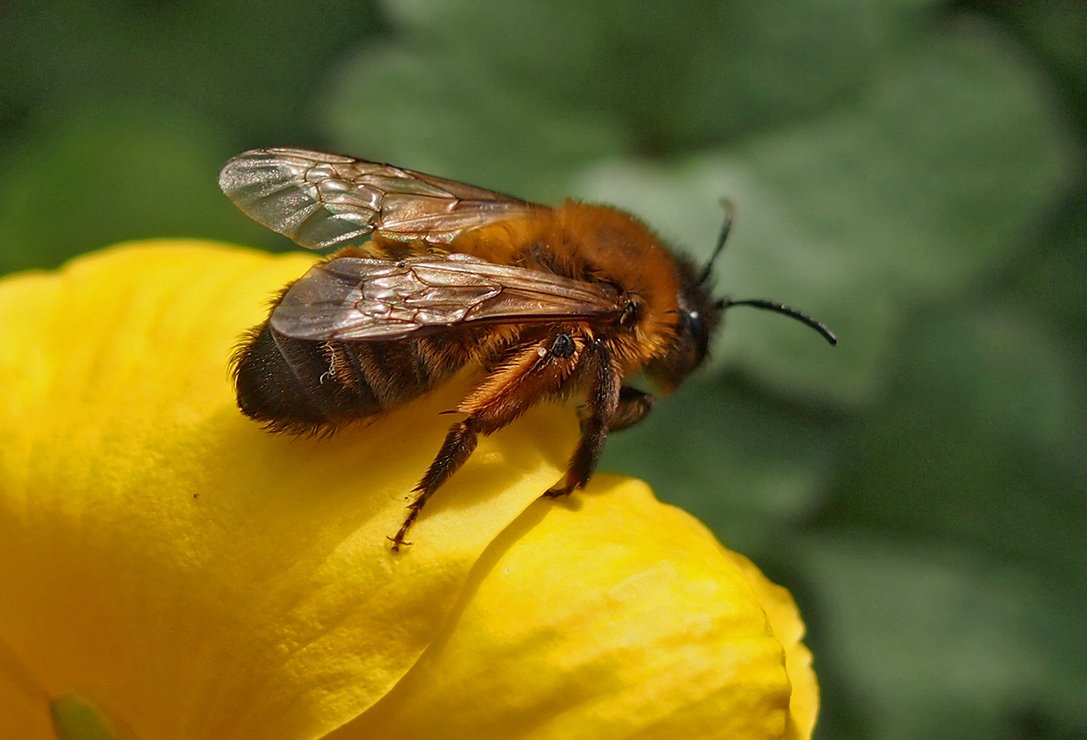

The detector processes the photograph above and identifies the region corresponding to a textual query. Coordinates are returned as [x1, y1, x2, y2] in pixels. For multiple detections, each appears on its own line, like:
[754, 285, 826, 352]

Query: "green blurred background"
[2, 1, 1084, 737]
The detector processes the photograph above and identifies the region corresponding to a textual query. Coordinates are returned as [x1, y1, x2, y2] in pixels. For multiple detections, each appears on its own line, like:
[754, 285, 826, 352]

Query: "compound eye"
[681, 309, 711, 362]
[681, 309, 701, 336]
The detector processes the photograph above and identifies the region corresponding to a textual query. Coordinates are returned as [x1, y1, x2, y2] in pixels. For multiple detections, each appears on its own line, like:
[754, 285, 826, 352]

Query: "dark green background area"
[2, 2, 1084, 737]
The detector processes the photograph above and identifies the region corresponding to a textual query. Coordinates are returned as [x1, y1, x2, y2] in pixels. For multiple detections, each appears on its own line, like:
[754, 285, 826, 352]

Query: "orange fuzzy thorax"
[451, 201, 683, 374]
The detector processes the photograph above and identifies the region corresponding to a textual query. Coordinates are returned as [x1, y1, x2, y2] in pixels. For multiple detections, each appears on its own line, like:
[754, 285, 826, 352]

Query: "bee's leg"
[607, 387, 655, 431]
[545, 338, 621, 498]
[390, 418, 479, 550]
[390, 333, 584, 551]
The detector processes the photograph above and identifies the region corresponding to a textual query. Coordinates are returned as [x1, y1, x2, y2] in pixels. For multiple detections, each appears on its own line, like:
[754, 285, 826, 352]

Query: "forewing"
[219, 147, 539, 250]
[271, 254, 621, 341]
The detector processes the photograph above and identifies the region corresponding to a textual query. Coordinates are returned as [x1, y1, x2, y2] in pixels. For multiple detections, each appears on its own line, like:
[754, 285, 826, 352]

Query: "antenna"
[701, 199, 837, 346]
[718, 297, 838, 346]
[698, 199, 736, 285]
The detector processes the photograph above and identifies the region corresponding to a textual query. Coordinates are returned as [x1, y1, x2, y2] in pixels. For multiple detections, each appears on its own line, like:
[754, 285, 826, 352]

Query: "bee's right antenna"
[698, 199, 735, 286]
[718, 297, 838, 346]
[703, 199, 837, 346]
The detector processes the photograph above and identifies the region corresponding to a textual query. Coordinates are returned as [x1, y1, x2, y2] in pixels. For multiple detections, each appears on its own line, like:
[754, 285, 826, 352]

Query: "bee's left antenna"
[698, 199, 736, 286]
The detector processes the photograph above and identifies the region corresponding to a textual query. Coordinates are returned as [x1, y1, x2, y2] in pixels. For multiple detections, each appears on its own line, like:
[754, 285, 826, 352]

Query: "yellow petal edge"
[0, 242, 817, 739]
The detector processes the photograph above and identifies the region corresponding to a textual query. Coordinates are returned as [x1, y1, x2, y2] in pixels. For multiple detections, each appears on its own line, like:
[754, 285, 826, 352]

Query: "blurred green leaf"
[962, 0, 1087, 132]
[797, 534, 1087, 740]
[0, 0, 382, 146]
[1011, 188, 1087, 355]
[382, 0, 937, 148]
[799, 298, 1087, 738]
[822, 304, 1087, 572]
[0, 108, 244, 272]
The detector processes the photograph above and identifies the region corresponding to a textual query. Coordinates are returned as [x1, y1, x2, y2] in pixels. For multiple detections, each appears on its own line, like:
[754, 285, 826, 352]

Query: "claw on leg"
[543, 484, 575, 499]
[389, 493, 427, 551]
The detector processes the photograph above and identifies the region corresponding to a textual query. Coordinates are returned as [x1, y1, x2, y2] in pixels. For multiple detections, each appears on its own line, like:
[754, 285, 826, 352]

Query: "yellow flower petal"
[335, 476, 816, 740]
[0, 242, 574, 737]
[722, 551, 819, 739]
[1, 242, 817, 739]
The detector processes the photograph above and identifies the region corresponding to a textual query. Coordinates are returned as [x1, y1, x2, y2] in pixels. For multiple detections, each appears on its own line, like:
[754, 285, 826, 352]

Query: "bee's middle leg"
[546, 338, 621, 498]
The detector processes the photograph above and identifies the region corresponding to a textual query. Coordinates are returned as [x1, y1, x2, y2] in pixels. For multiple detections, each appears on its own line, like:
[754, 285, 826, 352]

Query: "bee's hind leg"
[390, 332, 584, 551]
[389, 418, 479, 551]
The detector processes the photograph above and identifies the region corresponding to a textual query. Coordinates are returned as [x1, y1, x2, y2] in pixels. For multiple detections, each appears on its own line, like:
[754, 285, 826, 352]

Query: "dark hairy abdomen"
[232, 323, 472, 434]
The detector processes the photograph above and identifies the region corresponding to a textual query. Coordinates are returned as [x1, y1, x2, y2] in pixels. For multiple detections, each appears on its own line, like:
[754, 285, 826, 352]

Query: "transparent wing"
[218, 147, 539, 250]
[271, 253, 622, 341]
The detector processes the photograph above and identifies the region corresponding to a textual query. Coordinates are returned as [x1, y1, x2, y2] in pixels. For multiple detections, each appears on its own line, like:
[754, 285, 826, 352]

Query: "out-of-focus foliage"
[1, 1, 1083, 738]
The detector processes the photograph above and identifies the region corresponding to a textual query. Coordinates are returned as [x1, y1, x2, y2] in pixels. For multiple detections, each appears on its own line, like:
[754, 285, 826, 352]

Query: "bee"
[219, 148, 836, 550]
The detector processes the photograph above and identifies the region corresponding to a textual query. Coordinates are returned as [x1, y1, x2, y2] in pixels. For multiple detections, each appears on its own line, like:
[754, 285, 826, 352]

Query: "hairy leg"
[390, 330, 585, 550]
[546, 338, 622, 497]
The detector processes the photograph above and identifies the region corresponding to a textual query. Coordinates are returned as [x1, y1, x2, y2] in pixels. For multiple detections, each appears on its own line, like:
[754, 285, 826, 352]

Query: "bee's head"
[646, 258, 722, 390]
[648, 204, 837, 392]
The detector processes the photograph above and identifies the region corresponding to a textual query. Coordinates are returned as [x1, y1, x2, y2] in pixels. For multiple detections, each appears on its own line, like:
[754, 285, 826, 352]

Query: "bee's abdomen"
[232, 323, 467, 434]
